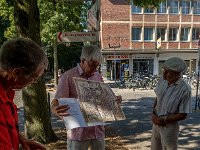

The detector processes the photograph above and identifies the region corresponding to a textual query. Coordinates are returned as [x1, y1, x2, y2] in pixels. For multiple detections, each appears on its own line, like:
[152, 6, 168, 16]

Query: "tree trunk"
[14, 0, 58, 143]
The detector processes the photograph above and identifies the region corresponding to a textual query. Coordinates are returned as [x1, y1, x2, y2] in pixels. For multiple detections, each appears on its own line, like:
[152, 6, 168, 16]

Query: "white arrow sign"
[57, 32, 99, 43]
[156, 37, 161, 50]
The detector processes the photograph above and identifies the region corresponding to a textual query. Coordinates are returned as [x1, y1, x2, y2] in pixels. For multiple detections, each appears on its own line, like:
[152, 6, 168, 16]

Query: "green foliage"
[57, 43, 83, 71]
[38, 0, 88, 70]
[0, 0, 16, 41]
[0, 17, 8, 44]
[39, 0, 85, 45]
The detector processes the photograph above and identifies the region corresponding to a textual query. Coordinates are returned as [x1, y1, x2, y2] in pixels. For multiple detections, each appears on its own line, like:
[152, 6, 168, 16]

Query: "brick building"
[89, 0, 200, 80]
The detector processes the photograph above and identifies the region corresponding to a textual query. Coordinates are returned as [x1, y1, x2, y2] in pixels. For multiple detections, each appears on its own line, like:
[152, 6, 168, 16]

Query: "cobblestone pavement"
[14, 82, 200, 150]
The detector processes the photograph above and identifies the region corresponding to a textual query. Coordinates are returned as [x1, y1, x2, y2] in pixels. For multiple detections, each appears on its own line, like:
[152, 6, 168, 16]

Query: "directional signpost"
[57, 31, 99, 43]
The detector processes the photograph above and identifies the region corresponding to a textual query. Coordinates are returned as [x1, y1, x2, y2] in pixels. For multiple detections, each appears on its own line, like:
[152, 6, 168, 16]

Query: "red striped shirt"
[0, 80, 19, 150]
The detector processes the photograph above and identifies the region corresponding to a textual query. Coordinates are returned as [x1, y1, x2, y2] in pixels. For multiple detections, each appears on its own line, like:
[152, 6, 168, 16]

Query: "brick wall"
[193, 16, 200, 22]
[131, 14, 143, 22]
[160, 42, 167, 49]
[101, 0, 130, 21]
[144, 14, 155, 22]
[157, 14, 168, 22]
[191, 42, 199, 48]
[169, 15, 180, 22]
[132, 42, 142, 49]
[168, 42, 179, 49]
[144, 42, 155, 49]
[100, 0, 199, 51]
[102, 23, 130, 49]
[181, 15, 192, 22]
[180, 42, 190, 49]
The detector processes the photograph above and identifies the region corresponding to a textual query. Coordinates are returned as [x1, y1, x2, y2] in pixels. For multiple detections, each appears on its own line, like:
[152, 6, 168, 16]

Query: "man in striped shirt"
[51, 45, 122, 150]
[151, 57, 192, 150]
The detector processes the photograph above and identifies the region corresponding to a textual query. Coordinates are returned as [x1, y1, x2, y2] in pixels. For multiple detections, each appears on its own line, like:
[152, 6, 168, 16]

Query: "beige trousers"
[67, 139, 105, 150]
[151, 122, 179, 150]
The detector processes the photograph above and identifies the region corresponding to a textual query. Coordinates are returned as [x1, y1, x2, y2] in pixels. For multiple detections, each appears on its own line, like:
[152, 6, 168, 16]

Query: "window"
[144, 8, 154, 13]
[132, 5, 142, 13]
[192, 28, 200, 40]
[180, 28, 190, 41]
[132, 28, 141, 40]
[157, 1, 167, 13]
[157, 28, 166, 41]
[182, 1, 190, 14]
[169, 0, 179, 14]
[144, 28, 154, 41]
[193, 1, 200, 14]
[169, 28, 178, 41]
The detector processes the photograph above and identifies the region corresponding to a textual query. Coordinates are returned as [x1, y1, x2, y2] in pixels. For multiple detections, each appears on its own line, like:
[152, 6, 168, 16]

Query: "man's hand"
[19, 134, 46, 150]
[115, 95, 122, 104]
[151, 113, 166, 127]
[51, 104, 70, 120]
[51, 99, 70, 119]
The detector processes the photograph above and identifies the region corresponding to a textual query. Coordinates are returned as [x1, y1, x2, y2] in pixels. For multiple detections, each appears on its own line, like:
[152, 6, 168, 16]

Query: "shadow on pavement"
[17, 92, 200, 149]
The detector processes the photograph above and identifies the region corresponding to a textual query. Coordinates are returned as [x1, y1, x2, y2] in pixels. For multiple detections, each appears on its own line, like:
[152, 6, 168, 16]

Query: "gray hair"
[0, 38, 48, 75]
[80, 45, 102, 63]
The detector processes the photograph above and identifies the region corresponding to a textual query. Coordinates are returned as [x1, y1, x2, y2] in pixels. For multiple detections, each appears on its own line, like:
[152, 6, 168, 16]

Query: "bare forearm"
[164, 113, 187, 124]
[51, 99, 58, 114]
[51, 99, 58, 107]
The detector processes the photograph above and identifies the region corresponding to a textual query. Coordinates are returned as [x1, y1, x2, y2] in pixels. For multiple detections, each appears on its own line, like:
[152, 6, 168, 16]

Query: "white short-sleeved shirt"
[154, 77, 192, 117]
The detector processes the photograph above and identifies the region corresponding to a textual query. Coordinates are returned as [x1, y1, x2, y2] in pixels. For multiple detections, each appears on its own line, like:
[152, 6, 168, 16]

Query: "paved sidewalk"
[14, 80, 200, 150]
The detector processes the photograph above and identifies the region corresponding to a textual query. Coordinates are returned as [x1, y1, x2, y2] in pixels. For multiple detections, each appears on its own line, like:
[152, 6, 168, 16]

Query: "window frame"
[169, 28, 178, 41]
[157, 28, 166, 41]
[193, 0, 200, 14]
[157, 1, 167, 14]
[169, 0, 179, 14]
[180, 28, 190, 41]
[144, 28, 154, 41]
[131, 5, 142, 14]
[192, 28, 200, 41]
[144, 7, 154, 14]
[132, 28, 142, 41]
[181, 0, 191, 14]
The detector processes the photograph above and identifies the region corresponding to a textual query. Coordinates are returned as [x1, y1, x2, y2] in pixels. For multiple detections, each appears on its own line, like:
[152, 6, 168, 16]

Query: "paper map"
[74, 77, 126, 122]
[59, 98, 87, 130]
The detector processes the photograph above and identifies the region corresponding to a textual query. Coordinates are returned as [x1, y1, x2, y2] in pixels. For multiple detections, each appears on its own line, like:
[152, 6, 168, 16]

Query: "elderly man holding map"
[51, 45, 122, 150]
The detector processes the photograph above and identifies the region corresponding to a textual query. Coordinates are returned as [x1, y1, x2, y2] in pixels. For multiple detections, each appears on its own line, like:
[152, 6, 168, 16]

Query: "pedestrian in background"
[51, 45, 122, 150]
[151, 57, 192, 150]
[0, 38, 48, 149]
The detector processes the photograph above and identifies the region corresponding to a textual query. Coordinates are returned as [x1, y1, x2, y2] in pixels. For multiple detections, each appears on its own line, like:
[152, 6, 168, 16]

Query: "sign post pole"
[54, 39, 58, 86]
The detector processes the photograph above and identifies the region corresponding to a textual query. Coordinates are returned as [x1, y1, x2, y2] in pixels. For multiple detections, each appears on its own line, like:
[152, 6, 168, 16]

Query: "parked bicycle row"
[115, 74, 160, 90]
[115, 72, 200, 90]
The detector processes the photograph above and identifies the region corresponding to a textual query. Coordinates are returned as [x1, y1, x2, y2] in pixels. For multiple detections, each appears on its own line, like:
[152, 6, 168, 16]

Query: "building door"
[106, 60, 129, 80]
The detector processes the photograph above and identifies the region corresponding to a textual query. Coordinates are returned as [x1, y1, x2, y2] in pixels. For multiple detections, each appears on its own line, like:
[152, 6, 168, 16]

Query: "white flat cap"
[163, 57, 186, 72]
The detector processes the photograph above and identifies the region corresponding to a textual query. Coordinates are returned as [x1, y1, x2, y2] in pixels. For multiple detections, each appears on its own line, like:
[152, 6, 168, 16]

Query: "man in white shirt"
[151, 57, 192, 150]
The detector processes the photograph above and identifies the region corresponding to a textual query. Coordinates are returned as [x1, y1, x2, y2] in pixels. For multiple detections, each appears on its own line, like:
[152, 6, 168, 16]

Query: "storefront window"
[133, 59, 153, 76]
[106, 59, 129, 80]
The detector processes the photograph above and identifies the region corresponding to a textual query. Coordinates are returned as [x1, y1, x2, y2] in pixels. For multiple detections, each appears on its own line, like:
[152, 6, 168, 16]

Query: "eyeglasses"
[21, 67, 42, 84]
[85, 60, 100, 70]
